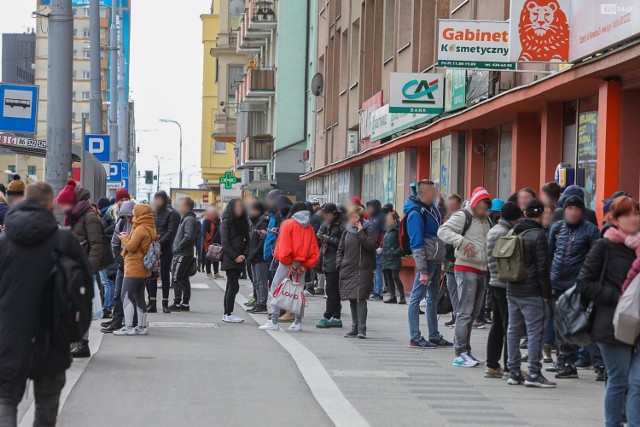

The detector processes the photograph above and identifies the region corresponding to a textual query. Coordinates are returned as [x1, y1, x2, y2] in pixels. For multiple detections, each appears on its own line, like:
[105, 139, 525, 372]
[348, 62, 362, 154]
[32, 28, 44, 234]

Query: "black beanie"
[563, 195, 585, 211]
[500, 202, 522, 222]
[525, 199, 544, 218]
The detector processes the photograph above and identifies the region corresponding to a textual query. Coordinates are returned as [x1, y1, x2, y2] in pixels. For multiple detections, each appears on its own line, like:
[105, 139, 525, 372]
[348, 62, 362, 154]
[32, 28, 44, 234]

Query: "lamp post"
[153, 155, 162, 192]
[159, 119, 183, 188]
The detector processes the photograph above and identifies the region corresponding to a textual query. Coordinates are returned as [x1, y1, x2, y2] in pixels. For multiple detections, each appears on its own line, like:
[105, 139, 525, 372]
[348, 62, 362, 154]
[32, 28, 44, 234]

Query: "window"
[72, 91, 76, 100]
[27, 165, 36, 176]
[214, 141, 227, 153]
[82, 91, 90, 100]
[82, 71, 91, 79]
[100, 51, 105, 60]
[83, 8, 89, 17]
[72, 70, 77, 79]
[6, 166, 15, 183]
[71, 132, 76, 141]
[82, 112, 90, 120]
[228, 65, 244, 103]
[383, 0, 395, 60]
[83, 50, 90, 59]
[350, 20, 360, 85]
[340, 30, 348, 90]
[100, 8, 107, 18]
[73, 50, 77, 58]
[83, 30, 91, 38]
[72, 112, 76, 120]
[73, 29, 77, 37]
[100, 29, 106, 39]
[72, 9, 77, 16]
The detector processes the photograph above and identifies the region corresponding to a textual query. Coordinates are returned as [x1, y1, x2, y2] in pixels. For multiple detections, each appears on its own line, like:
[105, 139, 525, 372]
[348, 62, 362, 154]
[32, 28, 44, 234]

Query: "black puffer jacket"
[248, 213, 269, 264]
[336, 222, 377, 301]
[577, 238, 636, 345]
[154, 191, 180, 253]
[318, 220, 344, 273]
[549, 219, 600, 292]
[381, 225, 403, 271]
[220, 207, 249, 271]
[507, 219, 551, 299]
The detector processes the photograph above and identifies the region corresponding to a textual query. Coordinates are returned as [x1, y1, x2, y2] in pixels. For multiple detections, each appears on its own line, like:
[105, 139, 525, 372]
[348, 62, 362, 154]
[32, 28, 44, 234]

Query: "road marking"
[149, 321, 218, 328]
[330, 370, 409, 378]
[191, 282, 211, 289]
[212, 279, 371, 427]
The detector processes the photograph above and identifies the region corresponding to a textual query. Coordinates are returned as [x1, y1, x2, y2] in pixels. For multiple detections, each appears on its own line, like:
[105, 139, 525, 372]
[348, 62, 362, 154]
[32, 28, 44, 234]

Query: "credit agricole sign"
[437, 20, 515, 70]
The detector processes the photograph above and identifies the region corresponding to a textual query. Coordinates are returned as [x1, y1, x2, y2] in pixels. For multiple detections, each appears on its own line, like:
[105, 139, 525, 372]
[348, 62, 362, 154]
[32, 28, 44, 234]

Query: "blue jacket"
[402, 196, 441, 251]
[263, 212, 280, 262]
[548, 219, 600, 292]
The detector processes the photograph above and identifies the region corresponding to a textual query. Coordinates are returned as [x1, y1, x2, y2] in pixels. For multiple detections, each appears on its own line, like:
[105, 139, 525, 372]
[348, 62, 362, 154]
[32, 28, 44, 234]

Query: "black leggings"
[383, 269, 405, 298]
[224, 269, 241, 315]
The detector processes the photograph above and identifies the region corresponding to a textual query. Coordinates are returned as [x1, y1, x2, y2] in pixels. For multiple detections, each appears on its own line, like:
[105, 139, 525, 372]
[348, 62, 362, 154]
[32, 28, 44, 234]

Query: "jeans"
[147, 249, 173, 301]
[172, 255, 193, 306]
[408, 263, 441, 343]
[224, 270, 241, 316]
[506, 295, 549, 375]
[112, 269, 125, 320]
[453, 271, 485, 356]
[122, 277, 147, 328]
[373, 252, 383, 296]
[269, 263, 303, 324]
[0, 372, 65, 427]
[597, 342, 640, 427]
[446, 272, 459, 313]
[99, 270, 115, 311]
[323, 271, 341, 320]
[251, 262, 269, 306]
[486, 286, 508, 370]
[383, 269, 405, 299]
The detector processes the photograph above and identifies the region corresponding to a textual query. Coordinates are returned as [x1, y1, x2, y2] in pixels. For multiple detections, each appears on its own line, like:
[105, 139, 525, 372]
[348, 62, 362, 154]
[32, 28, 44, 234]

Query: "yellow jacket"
[121, 204, 158, 278]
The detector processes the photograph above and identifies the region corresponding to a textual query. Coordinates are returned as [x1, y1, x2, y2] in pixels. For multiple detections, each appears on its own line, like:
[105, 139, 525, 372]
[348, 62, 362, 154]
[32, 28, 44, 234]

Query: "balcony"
[238, 135, 273, 168]
[247, 0, 277, 31]
[236, 68, 276, 104]
[236, 16, 266, 54]
[212, 114, 237, 139]
[210, 32, 238, 56]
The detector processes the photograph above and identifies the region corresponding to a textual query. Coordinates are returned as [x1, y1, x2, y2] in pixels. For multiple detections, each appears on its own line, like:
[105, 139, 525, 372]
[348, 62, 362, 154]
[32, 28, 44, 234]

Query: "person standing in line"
[336, 205, 376, 338]
[114, 204, 158, 336]
[577, 196, 640, 426]
[170, 197, 198, 312]
[405, 180, 453, 349]
[438, 186, 492, 367]
[540, 182, 561, 206]
[97, 197, 116, 318]
[552, 185, 598, 226]
[505, 200, 555, 388]
[366, 199, 386, 300]
[0, 182, 92, 426]
[201, 206, 218, 279]
[489, 198, 504, 226]
[259, 202, 319, 331]
[220, 198, 250, 323]
[247, 202, 270, 314]
[5, 174, 25, 205]
[443, 194, 463, 327]
[316, 203, 346, 328]
[381, 211, 406, 304]
[484, 202, 522, 379]
[517, 187, 537, 213]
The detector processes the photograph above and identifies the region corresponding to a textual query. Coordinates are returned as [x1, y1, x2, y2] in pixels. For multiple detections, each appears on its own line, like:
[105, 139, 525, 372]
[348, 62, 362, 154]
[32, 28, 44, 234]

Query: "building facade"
[2, 32, 36, 85]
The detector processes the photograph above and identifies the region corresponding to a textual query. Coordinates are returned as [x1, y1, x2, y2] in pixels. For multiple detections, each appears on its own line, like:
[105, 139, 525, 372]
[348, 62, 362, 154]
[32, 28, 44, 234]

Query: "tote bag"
[271, 276, 307, 315]
[613, 273, 640, 345]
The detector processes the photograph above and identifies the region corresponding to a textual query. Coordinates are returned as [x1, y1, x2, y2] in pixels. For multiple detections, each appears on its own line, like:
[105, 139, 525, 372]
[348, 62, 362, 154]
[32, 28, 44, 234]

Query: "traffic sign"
[84, 134, 110, 163]
[219, 171, 238, 189]
[0, 83, 38, 133]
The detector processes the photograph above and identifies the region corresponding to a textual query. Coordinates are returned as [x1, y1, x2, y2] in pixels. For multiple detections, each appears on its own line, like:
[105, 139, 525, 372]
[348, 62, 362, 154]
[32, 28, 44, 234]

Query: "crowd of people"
[0, 173, 638, 426]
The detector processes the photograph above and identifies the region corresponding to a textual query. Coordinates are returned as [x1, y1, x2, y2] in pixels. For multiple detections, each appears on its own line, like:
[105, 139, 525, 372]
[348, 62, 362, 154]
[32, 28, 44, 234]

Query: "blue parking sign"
[108, 162, 122, 182]
[85, 134, 110, 163]
[0, 83, 38, 133]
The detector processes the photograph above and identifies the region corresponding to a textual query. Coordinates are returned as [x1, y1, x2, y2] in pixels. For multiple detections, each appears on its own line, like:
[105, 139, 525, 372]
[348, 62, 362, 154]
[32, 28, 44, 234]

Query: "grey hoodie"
[291, 210, 311, 227]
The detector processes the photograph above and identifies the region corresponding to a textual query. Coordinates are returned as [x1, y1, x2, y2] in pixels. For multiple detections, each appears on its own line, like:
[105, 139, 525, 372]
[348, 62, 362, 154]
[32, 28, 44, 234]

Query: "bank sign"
[389, 73, 444, 114]
[437, 20, 514, 70]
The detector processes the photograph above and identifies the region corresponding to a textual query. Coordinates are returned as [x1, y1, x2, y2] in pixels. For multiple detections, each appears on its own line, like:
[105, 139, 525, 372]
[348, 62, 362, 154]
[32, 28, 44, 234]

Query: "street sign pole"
[89, 0, 103, 134]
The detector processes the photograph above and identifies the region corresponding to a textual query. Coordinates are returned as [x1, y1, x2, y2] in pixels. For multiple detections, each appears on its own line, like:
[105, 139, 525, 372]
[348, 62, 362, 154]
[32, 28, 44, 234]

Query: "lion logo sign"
[518, 0, 569, 62]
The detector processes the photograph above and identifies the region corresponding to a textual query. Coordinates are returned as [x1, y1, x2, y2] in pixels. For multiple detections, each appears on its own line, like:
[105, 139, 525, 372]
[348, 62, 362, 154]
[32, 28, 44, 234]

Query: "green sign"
[445, 69, 467, 112]
[219, 171, 238, 189]
[389, 73, 445, 114]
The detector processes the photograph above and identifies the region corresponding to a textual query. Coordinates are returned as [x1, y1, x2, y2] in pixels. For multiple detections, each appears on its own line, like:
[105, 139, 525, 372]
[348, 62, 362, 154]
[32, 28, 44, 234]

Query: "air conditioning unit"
[253, 166, 263, 181]
[347, 131, 358, 156]
[241, 169, 250, 186]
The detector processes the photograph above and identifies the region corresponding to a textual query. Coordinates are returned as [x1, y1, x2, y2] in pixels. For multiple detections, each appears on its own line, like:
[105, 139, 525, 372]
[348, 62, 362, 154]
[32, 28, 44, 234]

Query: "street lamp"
[159, 118, 183, 188]
[153, 155, 163, 193]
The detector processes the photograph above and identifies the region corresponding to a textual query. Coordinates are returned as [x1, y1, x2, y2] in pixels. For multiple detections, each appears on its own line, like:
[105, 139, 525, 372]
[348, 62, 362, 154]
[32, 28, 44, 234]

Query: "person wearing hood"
[114, 204, 158, 336]
[335, 205, 376, 338]
[147, 190, 180, 313]
[366, 199, 386, 300]
[170, 197, 198, 312]
[247, 202, 270, 314]
[552, 185, 598, 226]
[263, 189, 286, 264]
[438, 186, 492, 367]
[0, 182, 91, 426]
[220, 198, 250, 323]
[56, 179, 104, 358]
[259, 202, 319, 331]
[5, 174, 25, 205]
[101, 200, 135, 333]
[316, 203, 346, 328]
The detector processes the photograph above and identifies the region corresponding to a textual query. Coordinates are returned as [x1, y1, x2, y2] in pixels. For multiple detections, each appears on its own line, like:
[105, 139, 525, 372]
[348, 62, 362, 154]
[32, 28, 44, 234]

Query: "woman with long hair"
[220, 198, 250, 323]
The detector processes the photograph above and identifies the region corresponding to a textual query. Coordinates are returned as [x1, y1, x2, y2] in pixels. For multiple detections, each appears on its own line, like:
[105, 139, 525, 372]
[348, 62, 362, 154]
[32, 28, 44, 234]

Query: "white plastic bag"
[613, 274, 640, 345]
[92, 280, 103, 320]
[271, 276, 306, 315]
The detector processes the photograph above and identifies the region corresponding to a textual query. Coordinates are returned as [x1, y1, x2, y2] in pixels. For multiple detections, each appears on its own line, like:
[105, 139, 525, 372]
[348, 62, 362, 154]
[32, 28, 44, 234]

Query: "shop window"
[498, 128, 513, 201]
[6, 166, 15, 183]
[395, 151, 406, 214]
[577, 111, 598, 210]
[430, 135, 452, 200]
[27, 165, 36, 176]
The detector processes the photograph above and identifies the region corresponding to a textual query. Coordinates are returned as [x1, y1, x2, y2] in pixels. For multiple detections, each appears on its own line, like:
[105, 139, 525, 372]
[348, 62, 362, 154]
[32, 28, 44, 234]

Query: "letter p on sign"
[88, 137, 104, 155]
[84, 134, 110, 163]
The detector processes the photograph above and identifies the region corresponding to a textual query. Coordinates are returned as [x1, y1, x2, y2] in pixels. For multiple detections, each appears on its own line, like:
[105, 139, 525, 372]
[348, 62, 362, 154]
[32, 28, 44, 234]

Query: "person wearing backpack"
[404, 180, 453, 349]
[504, 199, 555, 388]
[438, 186, 492, 367]
[114, 204, 158, 336]
[0, 182, 92, 426]
[484, 202, 522, 379]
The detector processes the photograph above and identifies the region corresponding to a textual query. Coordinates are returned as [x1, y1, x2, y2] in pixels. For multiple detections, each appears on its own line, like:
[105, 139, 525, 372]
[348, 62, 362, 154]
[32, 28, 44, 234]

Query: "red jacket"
[274, 212, 319, 269]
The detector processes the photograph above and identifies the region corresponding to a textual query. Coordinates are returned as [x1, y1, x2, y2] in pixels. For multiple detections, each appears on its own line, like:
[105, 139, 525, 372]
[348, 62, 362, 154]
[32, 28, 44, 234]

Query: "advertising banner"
[445, 69, 467, 111]
[359, 91, 383, 150]
[437, 20, 514, 70]
[569, 0, 639, 62]
[370, 105, 436, 142]
[509, 0, 571, 62]
[389, 73, 444, 114]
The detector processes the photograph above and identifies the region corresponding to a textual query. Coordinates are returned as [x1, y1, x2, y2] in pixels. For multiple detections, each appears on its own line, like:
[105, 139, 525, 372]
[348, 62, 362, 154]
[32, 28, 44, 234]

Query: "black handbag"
[437, 275, 453, 315]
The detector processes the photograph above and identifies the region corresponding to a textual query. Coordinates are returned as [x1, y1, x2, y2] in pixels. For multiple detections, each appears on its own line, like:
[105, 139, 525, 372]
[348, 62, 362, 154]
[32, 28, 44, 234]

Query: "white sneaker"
[288, 322, 302, 332]
[135, 326, 149, 335]
[214, 273, 224, 279]
[113, 326, 135, 336]
[303, 290, 313, 297]
[223, 314, 244, 323]
[259, 320, 279, 330]
[462, 353, 480, 367]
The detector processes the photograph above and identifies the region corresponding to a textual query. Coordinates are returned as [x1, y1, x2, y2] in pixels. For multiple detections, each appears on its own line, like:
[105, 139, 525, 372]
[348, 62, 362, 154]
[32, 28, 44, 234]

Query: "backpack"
[49, 230, 93, 343]
[444, 210, 473, 262]
[82, 216, 115, 271]
[492, 228, 536, 282]
[399, 206, 443, 256]
[143, 240, 162, 271]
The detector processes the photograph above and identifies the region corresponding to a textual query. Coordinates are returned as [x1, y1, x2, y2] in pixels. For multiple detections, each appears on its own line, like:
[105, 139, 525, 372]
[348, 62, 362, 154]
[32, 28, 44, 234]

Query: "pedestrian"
[259, 202, 319, 331]
[5, 174, 25, 205]
[406, 180, 453, 349]
[0, 193, 10, 229]
[247, 201, 270, 314]
[56, 179, 104, 359]
[97, 197, 116, 319]
[101, 201, 135, 333]
[540, 181, 561, 206]
[517, 187, 537, 212]
[380, 211, 405, 304]
[489, 198, 504, 226]
[443, 194, 463, 327]
[366, 199, 386, 300]
[170, 197, 198, 312]
[210, 207, 223, 279]
[263, 189, 287, 267]
[438, 186, 492, 367]
[220, 198, 250, 323]
[0, 182, 92, 427]
[201, 206, 218, 279]
[316, 202, 346, 328]
[147, 190, 180, 313]
[505, 200, 555, 388]
[114, 204, 158, 336]
[547, 194, 600, 379]
[552, 185, 598, 226]
[336, 205, 376, 338]
[577, 195, 640, 426]
[484, 201, 521, 378]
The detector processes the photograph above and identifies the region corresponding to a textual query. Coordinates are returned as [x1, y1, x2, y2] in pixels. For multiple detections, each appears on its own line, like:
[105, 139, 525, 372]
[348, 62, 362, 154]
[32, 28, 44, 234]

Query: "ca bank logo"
[401, 78, 439, 105]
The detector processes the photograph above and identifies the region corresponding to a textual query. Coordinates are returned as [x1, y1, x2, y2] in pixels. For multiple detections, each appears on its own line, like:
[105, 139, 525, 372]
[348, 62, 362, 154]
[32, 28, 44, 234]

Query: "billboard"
[445, 69, 467, 112]
[509, 0, 570, 62]
[359, 91, 383, 150]
[437, 20, 514, 70]
[569, 0, 639, 62]
[389, 73, 444, 114]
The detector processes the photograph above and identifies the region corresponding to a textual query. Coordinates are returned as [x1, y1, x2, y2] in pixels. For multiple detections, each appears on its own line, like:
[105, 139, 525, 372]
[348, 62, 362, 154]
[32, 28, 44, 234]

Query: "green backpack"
[492, 228, 535, 282]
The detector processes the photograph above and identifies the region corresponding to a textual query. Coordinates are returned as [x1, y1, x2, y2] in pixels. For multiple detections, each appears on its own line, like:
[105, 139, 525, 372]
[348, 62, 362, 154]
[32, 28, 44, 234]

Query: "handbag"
[613, 273, 640, 345]
[437, 274, 453, 315]
[206, 243, 223, 262]
[424, 236, 446, 263]
[271, 275, 307, 315]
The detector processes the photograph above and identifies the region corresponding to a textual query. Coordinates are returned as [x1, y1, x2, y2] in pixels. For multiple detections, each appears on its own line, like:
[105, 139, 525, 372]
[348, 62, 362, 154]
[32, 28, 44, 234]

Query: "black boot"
[147, 299, 157, 313]
[162, 300, 171, 314]
[71, 339, 90, 358]
[384, 296, 398, 304]
[101, 318, 123, 333]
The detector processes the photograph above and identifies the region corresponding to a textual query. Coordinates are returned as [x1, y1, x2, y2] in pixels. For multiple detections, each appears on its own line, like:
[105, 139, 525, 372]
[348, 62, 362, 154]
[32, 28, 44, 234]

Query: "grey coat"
[336, 222, 377, 301]
[172, 212, 198, 257]
[486, 219, 514, 289]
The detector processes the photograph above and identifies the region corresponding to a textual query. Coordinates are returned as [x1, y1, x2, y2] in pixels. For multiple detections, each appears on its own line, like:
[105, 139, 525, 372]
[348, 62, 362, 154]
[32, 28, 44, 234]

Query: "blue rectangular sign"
[0, 84, 38, 133]
[85, 134, 110, 163]
[107, 162, 121, 182]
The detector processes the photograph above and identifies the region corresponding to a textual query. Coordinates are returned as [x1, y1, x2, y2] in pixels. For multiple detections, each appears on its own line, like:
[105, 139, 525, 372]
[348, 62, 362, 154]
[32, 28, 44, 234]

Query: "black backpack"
[49, 230, 94, 343]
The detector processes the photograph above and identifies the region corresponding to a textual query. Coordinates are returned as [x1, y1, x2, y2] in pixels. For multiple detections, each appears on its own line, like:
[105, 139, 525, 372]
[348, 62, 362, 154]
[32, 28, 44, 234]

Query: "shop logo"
[517, 0, 569, 62]
[401, 79, 439, 105]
